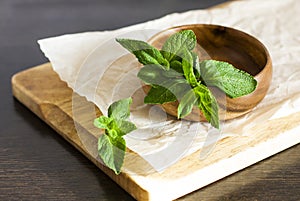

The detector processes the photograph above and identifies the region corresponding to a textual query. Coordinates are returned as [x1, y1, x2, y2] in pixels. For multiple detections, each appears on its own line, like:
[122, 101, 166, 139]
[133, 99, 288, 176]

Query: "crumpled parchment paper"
[38, 0, 300, 172]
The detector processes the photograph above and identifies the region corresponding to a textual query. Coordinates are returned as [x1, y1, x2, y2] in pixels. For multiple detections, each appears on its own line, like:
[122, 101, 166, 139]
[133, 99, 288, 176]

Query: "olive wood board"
[12, 63, 300, 201]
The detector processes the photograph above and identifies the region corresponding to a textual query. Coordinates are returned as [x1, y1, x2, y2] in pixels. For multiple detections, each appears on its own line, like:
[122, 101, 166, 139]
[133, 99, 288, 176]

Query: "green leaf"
[94, 116, 113, 130]
[106, 128, 119, 139]
[98, 134, 126, 175]
[191, 52, 201, 79]
[164, 79, 191, 100]
[144, 80, 191, 104]
[116, 38, 169, 69]
[199, 60, 257, 98]
[182, 48, 199, 87]
[108, 98, 132, 120]
[137, 64, 182, 85]
[193, 84, 219, 129]
[138, 64, 191, 104]
[170, 60, 184, 74]
[177, 89, 198, 118]
[144, 85, 177, 104]
[115, 120, 137, 136]
[161, 30, 197, 62]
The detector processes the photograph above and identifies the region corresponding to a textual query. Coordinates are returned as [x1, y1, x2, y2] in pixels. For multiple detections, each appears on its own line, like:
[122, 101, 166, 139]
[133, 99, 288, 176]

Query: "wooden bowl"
[145, 24, 272, 121]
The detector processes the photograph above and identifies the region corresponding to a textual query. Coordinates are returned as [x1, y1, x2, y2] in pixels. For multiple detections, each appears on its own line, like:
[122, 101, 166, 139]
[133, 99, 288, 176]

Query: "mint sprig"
[116, 30, 257, 129]
[94, 98, 136, 174]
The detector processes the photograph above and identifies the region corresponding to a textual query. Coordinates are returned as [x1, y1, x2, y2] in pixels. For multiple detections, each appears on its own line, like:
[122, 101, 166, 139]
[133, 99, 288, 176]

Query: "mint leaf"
[191, 52, 201, 79]
[98, 134, 126, 174]
[115, 120, 137, 136]
[161, 30, 197, 62]
[138, 64, 190, 102]
[199, 60, 257, 98]
[144, 85, 176, 104]
[144, 79, 190, 104]
[138, 64, 191, 104]
[94, 116, 112, 130]
[116, 38, 169, 69]
[177, 89, 198, 118]
[108, 97, 132, 120]
[137, 64, 182, 85]
[163, 79, 192, 100]
[181, 48, 199, 87]
[106, 128, 119, 139]
[170, 60, 184, 74]
[193, 84, 219, 129]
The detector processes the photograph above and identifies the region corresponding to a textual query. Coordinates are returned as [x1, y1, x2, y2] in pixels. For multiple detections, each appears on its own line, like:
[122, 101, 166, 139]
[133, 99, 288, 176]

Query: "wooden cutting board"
[11, 63, 300, 201]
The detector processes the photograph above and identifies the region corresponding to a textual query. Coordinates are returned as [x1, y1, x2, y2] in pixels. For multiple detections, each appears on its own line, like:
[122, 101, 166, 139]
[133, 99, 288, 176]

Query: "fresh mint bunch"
[94, 98, 136, 174]
[117, 30, 257, 129]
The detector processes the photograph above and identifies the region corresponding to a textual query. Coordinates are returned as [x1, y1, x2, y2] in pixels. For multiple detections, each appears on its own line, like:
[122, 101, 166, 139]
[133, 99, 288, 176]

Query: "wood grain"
[12, 63, 300, 201]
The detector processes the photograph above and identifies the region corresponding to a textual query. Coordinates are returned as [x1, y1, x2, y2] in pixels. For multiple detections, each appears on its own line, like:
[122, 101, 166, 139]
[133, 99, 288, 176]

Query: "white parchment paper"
[38, 0, 300, 172]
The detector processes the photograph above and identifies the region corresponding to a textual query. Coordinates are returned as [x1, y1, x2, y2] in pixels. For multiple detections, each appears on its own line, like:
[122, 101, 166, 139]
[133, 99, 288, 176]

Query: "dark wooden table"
[1, 0, 299, 200]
